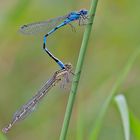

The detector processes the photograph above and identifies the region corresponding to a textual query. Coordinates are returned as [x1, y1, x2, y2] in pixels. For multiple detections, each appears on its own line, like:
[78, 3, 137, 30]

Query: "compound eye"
[80, 9, 88, 15]
[80, 10, 84, 14]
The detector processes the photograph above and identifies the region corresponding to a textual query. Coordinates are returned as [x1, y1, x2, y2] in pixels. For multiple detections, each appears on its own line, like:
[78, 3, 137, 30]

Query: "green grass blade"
[115, 94, 130, 140]
[59, 0, 99, 140]
[130, 111, 140, 140]
[89, 47, 140, 140]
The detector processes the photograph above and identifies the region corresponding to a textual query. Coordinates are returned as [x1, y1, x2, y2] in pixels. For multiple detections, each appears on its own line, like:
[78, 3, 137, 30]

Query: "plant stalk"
[59, 0, 99, 139]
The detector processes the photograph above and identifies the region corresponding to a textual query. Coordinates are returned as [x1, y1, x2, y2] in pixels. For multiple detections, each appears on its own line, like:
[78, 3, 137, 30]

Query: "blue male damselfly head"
[79, 9, 88, 16]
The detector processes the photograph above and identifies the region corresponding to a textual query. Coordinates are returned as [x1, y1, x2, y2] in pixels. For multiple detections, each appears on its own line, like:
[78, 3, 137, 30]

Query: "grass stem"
[59, 0, 99, 139]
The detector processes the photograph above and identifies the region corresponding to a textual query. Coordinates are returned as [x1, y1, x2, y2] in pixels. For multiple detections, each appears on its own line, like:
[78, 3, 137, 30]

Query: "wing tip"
[19, 25, 32, 35]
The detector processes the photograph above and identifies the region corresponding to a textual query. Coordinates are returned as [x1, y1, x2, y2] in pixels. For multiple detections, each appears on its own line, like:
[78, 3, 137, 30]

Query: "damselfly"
[20, 9, 88, 69]
[2, 63, 72, 133]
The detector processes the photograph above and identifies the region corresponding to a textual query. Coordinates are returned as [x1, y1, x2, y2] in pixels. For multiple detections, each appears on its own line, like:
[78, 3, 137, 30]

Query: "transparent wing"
[12, 103, 37, 121]
[19, 15, 68, 35]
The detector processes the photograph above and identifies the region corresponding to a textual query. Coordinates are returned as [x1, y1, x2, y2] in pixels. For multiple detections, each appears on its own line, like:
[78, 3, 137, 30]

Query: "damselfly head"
[79, 9, 88, 16]
[64, 63, 72, 71]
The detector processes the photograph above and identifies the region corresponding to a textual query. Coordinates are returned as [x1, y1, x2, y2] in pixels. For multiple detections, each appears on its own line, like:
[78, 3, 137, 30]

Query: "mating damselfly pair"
[2, 9, 88, 133]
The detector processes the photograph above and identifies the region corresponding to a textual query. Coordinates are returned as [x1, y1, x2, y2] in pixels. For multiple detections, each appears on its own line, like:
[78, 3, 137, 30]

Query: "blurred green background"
[0, 0, 140, 140]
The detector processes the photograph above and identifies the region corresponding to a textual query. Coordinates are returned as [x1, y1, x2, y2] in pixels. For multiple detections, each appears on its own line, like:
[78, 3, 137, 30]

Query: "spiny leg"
[68, 23, 76, 32]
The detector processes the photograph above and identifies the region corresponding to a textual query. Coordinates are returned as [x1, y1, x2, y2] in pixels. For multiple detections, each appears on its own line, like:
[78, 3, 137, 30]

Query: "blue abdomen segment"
[43, 36, 47, 45]
[57, 61, 65, 69]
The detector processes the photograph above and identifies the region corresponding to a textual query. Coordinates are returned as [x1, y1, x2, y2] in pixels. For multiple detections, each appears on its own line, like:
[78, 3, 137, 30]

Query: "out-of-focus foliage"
[0, 132, 7, 140]
[115, 94, 130, 140]
[0, 0, 140, 140]
[130, 111, 140, 140]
